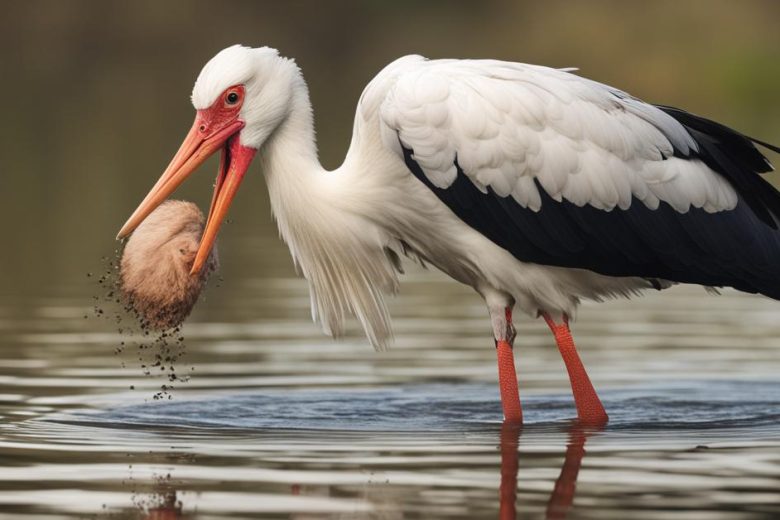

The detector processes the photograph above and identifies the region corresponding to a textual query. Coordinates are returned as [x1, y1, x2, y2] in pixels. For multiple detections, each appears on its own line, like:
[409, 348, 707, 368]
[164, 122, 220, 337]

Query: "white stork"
[118, 45, 780, 425]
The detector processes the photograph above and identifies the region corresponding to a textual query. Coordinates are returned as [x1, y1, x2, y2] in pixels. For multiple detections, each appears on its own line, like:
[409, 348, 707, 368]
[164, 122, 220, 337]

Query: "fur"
[120, 200, 218, 330]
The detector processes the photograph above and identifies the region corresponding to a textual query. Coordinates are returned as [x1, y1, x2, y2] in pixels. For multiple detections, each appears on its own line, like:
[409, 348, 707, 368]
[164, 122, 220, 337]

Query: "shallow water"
[1, 3, 779, 518]
[1, 242, 779, 519]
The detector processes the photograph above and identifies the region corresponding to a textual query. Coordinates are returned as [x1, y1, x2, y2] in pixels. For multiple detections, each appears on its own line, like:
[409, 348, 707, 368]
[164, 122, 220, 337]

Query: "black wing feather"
[400, 109, 780, 300]
[657, 106, 780, 228]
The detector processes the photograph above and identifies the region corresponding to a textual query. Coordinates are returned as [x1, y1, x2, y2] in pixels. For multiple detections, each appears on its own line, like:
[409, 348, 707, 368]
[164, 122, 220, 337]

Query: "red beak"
[117, 89, 256, 275]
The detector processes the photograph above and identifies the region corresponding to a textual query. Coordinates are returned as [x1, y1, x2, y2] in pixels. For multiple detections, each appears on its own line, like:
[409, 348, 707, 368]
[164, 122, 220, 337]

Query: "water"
[1, 249, 779, 519]
[1, 3, 778, 517]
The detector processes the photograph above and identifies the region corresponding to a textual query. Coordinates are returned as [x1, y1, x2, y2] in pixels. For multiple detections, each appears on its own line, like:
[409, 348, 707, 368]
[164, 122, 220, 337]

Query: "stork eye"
[226, 92, 240, 105]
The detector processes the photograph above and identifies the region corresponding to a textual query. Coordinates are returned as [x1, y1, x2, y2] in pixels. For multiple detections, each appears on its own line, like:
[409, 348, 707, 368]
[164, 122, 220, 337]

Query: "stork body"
[119, 46, 780, 425]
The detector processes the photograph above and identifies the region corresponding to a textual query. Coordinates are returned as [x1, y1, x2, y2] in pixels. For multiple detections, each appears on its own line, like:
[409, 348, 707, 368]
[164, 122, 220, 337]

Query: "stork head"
[117, 45, 297, 274]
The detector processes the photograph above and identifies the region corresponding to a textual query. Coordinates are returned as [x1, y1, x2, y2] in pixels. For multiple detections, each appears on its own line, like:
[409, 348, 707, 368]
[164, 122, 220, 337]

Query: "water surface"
[1, 255, 778, 519]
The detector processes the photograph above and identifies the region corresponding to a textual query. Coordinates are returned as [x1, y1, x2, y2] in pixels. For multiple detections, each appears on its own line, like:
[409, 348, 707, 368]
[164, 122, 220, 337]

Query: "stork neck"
[258, 81, 324, 187]
[251, 74, 397, 349]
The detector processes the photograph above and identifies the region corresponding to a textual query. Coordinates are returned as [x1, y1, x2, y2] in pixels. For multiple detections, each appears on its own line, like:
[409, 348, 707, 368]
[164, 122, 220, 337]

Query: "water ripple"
[45, 380, 780, 443]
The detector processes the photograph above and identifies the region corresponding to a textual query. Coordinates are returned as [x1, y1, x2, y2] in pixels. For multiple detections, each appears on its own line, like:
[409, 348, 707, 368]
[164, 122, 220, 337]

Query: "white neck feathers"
[257, 80, 399, 349]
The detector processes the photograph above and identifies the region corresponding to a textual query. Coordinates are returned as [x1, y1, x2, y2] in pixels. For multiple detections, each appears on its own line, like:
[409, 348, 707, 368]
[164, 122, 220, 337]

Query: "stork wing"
[377, 58, 780, 298]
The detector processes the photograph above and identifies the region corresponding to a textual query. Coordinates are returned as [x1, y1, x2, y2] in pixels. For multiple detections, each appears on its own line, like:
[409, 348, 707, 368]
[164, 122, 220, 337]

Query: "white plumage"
[377, 57, 736, 213]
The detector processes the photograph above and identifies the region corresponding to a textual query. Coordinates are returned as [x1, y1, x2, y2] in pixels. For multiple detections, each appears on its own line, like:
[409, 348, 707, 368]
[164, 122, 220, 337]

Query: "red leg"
[542, 313, 608, 425]
[496, 308, 522, 423]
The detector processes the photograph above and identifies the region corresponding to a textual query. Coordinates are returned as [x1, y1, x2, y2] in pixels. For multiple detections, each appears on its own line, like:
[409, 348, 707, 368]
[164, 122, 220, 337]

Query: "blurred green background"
[0, 0, 778, 299]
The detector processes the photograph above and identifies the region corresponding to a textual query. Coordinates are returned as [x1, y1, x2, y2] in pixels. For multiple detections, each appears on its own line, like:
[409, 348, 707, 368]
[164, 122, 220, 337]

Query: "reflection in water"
[545, 426, 591, 520]
[499, 422, 597, 520]
[121, 420, 596, 520]
[499, 422, 521, 520]
[142, 490, 183, 520]
[129, 474, 185, 520]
